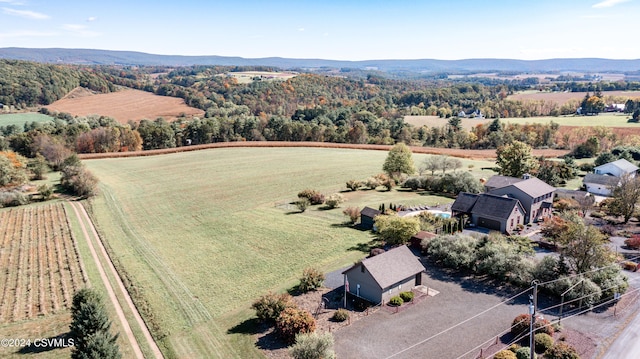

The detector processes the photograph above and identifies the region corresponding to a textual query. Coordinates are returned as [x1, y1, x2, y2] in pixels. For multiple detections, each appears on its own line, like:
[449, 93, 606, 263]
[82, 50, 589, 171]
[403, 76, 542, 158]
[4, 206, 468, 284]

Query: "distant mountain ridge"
[1, 47, 639, 73]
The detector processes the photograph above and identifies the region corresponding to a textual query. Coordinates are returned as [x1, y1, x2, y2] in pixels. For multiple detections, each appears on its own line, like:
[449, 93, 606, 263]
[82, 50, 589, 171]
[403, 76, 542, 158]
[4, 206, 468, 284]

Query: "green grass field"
[83, 147, 495, 358]
[0, 113, 54, 128]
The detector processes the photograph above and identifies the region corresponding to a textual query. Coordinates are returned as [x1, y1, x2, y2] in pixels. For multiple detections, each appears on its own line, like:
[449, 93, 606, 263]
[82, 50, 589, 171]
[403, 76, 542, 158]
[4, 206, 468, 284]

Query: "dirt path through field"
[67, 200, 164, 359]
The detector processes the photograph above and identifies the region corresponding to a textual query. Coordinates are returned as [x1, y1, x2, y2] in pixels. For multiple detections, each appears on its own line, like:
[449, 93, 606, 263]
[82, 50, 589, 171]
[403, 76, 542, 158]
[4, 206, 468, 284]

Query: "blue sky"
[0, 0, 638, 61]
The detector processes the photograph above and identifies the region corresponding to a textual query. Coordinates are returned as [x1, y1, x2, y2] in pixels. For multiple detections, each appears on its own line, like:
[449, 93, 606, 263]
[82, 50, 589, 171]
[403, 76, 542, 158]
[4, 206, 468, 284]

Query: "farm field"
[0, 113, 54, 128]
[508, 90, 640, 105]
[0, 203, 87, 358]
[404, 113, 638, 128]
[223, 71, 297, 84]
[44, 87, 205, 123]
[83, 147, 495, 358]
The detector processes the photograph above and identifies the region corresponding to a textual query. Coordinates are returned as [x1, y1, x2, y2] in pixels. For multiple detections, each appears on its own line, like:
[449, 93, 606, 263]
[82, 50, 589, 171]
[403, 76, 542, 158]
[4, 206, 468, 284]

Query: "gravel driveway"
[333, 257, 640, 359]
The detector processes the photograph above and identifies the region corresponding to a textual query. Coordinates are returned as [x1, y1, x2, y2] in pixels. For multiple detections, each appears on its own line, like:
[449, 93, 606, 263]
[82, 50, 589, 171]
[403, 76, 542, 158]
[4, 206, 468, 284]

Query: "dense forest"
[1, 59, 640, 158]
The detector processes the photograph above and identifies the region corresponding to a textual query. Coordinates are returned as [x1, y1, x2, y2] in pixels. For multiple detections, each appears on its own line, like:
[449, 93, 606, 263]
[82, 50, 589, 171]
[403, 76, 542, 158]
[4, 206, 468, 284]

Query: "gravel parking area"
[333, 258, 640, 359]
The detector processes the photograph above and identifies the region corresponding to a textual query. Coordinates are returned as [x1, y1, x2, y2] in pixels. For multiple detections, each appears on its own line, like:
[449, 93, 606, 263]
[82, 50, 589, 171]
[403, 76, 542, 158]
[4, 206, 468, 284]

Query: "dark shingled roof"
[451, 192, 479, 213]
[484, 175, 523, 189]
[344, 246, 425, 289]
[470, 193, 523, 220]
[583, 173, 620, 186]
[361, 206, 381, 218]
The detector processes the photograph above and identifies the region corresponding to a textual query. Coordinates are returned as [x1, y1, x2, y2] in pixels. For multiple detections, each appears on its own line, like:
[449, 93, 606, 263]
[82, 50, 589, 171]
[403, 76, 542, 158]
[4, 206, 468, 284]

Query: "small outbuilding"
[343, 245, 426, 305]
[410, 230, 437, 250]
[360, 206, 381, 230]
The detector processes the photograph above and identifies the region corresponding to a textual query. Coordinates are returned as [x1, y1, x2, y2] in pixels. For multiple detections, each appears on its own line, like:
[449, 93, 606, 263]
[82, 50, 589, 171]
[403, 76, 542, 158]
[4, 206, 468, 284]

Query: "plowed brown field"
[45, 88, 204, 123]
[508, 91, 640, 105]
[77, 141, 570, 160]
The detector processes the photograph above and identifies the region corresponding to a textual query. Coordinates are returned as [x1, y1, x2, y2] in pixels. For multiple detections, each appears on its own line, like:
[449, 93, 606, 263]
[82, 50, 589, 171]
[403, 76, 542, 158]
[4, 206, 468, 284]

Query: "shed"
[343, 245, 426, 305]
[410, 230, 437, 249]
[583, 173, 619, 196]
[360, 206, 381, 230]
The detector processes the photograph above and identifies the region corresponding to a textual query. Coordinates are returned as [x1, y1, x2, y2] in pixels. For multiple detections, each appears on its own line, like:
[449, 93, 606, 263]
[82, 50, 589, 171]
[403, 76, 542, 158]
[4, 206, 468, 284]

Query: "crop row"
[0, 203, 87, 323]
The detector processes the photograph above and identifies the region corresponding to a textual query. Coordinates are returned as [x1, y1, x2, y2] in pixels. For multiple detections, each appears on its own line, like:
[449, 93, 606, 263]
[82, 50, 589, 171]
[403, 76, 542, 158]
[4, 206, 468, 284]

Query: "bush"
[515, 347, 534, 359]
[289, 332, 335, 359]
[622, 261, 638, 271]
[296, 198, 310, 213]
[544, 342, 580, 359]
[252, 292, 296, 323]
[298, 189, 325, 205]
[534, 333, 554, 353]
[369, 248, 385, 257]
[331, 309, 349, 322]
[365, 177, 380, 189]
[275, 307, 316, 344]
[590, 211, 605, 218]
[388, 296, 403, 306]
[38, 184, 54, 200]
[299, 268, 325, 292]
[0, 191, 29, 207]
[399, 291, 414, 302]
[600, 224, 616, 236]
[494, 350, 517, 359]
[624, 235, 640, 249]
[61, 165, 99, 198]
[325, 193, 345, 209]
[346, 180, 360, 191]
[511, 314, 553, 338]
[555, 198, 579, 212]
[343, 207, 361, 224]
[426, 234, 479, 270]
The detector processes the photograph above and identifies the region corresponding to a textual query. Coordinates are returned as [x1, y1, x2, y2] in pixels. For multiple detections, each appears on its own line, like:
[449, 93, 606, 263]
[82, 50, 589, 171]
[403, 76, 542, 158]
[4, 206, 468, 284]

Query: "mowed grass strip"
[0, 113, 54, 128]
[84, 147, 487, 358]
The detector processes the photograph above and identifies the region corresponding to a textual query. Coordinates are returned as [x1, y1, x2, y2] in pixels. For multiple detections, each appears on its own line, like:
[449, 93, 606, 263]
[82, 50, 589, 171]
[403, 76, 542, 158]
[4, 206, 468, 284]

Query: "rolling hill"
[1, 47, 639, 73]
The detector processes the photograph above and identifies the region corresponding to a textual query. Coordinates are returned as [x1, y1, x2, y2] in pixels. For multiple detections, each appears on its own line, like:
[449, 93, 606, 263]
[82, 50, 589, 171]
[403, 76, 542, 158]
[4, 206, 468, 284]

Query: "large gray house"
[342, 245, 425, 305]
[485, 175, 555, 224]
[451, 192, 526, 234]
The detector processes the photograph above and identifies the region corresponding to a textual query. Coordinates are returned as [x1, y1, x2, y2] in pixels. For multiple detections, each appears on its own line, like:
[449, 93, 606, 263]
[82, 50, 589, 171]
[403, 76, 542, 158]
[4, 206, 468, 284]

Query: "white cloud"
[298, 27, 305, 32]
[62, 24, 100, 37]
[2, 7, 49, 19]
[0, 30, 56, 39]
[0, 0, 25, 4]
[87, 16, 97, 22]
[592, 0, 630, 8]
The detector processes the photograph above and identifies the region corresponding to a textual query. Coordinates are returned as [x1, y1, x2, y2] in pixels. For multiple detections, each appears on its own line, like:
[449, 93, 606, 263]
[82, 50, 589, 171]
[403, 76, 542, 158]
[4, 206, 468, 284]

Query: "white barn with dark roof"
[342, 245, 425, 305]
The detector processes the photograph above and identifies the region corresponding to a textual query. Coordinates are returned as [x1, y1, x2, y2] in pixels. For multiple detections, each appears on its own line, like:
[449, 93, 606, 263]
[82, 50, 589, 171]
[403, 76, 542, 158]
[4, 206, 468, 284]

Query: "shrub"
[0, 191, 29, 207]
[388, 296, 404, 306]
[299, 268, 325, 292]
[624, 235, 640, 249]
[38, 183, 54, 200]
[599, 224, 616, 236]
[426, 234, 479, 270]
[369, 248, 385, 257]
[511, 314, 553, 339]
[534, 333, 554, 353]
[346, 180, 360, 191]
[331, 309, 349, 322]
[275, 308, 316, 344]
[296, 198, 310, 213]
[399, 291, 414, 302]
[343, 207, 361, 224]
[590, 211, 605, 218]
[61, 165, 99, 198]
[289, 332, 335, 359]
[555, 198, 579, 212]
[494, 350, 517, 359]
[252, 292, 296, 323]
[402, 176, 423, 191]
[325, 193, 345, 209]
[622, 261, 638, 271]
[298, 189, 325, 205]
[365, 177, 380, 190]
[515, 347, 533, 359]
[544, 342, 580, 359]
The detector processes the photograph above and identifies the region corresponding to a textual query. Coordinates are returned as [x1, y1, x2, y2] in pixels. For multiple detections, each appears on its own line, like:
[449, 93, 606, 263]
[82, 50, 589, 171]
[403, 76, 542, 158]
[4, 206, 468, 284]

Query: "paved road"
[68, 200, 164, 359]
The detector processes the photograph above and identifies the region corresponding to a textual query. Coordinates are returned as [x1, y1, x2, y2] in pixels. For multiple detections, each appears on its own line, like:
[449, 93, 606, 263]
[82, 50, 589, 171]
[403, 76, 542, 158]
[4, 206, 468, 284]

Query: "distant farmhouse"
[343, 245, 426, 305]
[452, 174, 555, 234]
[583, 159, 639, 196]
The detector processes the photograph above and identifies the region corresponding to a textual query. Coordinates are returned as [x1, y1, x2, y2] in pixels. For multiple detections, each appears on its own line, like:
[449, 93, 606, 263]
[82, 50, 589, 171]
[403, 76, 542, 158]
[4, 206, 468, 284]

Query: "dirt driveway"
[333, 261, 639, 359]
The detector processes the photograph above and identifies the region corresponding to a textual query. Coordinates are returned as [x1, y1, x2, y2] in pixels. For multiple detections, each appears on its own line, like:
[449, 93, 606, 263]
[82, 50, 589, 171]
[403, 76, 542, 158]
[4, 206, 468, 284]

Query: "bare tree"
[607, 174, 640, 223]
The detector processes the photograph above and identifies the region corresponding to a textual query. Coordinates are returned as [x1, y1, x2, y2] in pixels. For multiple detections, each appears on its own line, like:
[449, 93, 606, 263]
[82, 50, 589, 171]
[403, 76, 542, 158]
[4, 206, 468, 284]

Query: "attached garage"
[476, 217, 501, 231]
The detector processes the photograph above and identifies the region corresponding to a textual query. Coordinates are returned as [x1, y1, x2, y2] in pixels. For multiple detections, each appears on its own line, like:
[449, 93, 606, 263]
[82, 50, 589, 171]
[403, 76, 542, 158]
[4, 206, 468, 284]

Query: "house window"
[517, 216, 520, 223]
[511, 218, 514, 227]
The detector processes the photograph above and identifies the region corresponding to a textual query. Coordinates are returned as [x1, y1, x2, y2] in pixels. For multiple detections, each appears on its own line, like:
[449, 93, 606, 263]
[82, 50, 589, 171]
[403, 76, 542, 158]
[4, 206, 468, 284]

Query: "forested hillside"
[2, 60, 640, 160]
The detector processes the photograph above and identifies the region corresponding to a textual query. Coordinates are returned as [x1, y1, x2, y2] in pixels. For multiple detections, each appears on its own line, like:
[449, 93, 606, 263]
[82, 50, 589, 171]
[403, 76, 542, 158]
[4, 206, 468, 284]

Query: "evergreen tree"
[70, 289, 120, 359]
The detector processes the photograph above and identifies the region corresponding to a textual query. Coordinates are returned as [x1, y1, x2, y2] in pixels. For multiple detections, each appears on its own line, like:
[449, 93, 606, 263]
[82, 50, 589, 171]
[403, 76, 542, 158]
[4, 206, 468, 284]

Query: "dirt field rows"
[508, 91, 640, 105]
[44, 87, 204, 123]
[0, 203, 87, 324]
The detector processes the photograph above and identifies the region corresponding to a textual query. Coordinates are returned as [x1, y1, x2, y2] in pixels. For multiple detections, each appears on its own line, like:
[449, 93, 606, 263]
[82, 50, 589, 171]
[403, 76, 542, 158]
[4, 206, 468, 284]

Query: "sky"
[0, 0, 638, 61]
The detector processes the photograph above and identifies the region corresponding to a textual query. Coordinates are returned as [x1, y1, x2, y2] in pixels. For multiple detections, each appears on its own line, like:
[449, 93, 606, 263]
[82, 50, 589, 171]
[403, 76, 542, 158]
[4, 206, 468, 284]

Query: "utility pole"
[530, 281, 538, 359]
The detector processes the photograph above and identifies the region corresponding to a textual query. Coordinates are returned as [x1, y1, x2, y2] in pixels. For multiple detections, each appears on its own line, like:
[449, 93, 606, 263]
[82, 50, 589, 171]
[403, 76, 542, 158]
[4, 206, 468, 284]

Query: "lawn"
[83, 147, 494, 358]
[0, 113, 54, 128]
